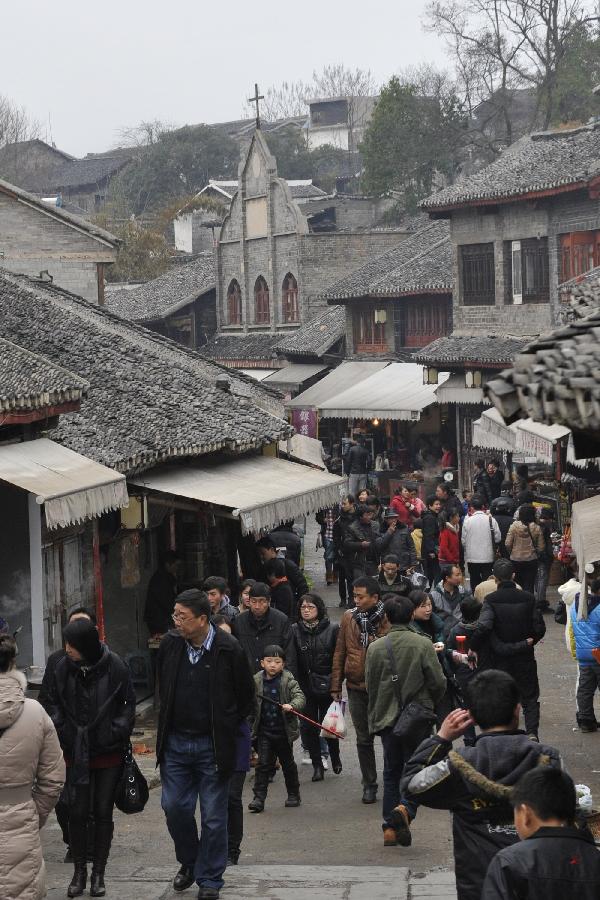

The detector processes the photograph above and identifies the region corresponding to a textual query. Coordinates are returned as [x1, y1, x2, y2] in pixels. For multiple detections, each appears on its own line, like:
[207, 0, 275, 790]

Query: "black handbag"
[383, 637, 437, 741]
[114, 743, 149, 814]
[308, 671, 331, 696]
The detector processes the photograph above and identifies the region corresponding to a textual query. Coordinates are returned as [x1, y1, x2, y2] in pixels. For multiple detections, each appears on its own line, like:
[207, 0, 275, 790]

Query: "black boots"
[67, 864, 87, 898]
[312, 764, 325, 782]
[89, 821, 113, 897]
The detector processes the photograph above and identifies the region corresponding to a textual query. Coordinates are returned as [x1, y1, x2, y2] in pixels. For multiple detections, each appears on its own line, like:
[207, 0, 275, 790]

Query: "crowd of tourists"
[1, 456, 600, 900]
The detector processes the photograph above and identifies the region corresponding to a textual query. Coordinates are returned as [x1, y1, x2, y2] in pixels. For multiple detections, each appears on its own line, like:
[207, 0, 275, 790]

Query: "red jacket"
[390, 495, 415, 527]
[438, 525, 460, 564]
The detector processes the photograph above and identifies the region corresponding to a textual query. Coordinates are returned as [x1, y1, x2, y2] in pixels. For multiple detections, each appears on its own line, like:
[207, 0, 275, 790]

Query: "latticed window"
[460, 243, 495, 305]
[505, 238, 549, 304]
[353, 309, 387, 352]
[282, 273, 299, 323]
[254, 276, 270, 324]
[227, 279, 242, 325]
[560, 231, 600, 283]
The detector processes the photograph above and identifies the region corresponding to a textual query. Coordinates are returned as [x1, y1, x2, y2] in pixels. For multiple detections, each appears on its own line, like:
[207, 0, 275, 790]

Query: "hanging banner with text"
[292, 408, 317, 439]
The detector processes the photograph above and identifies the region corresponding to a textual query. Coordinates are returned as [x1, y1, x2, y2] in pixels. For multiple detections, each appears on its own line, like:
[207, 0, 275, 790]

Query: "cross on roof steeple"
[248, 83, 264, 129]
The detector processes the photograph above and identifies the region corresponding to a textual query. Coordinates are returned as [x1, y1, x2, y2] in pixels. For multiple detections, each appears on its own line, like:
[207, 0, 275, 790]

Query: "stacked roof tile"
[422, 121, 600, 211]
[415, 334, 530, 366]
[0, 269, 291, 473]
[0, 337, 88, 412]
[200, 332, 283, 362]
[274, 306, 346, 357]
[318, 220, 451, 300]
[106, 254, 216, 322]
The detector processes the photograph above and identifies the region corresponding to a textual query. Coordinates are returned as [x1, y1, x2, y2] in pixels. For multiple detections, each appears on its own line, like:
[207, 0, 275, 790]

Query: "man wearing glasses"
[156, 589, 255, 900]
[232, 582, 298, 676]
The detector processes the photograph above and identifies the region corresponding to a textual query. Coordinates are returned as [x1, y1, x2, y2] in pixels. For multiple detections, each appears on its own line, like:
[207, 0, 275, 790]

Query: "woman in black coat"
[292, 593, 341, 781]
[48, 619, 135, 898]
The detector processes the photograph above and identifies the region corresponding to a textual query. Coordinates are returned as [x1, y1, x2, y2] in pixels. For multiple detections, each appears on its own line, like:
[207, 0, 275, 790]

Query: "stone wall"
[0, 194, 116, 303]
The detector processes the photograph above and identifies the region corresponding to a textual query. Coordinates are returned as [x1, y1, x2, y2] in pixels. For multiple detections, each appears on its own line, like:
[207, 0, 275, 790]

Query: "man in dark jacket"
[344, 436, 371, 498]
[144, 550, 181, 637]
[473, 460, 492, 506]
[422, 495, 442, 588]
[482, 767, 600, 899]
[486, 460, 504, 501]
[489, 496, 517, 559]
[400, 670, 562, 900]
[436, 483, 463, 521]
[333, 495, 357, 608]
[231, 582, 298, 676]
[470, 559, 546, 739]
[157, 589, 255, 900]
[378, 509, 417, 573]
[378, 555, 412, 598]
[343, 504, 381, 578]
[430, 565, 474, 638]
[268, 522, 302, 567]
[256, 537, 308, 602]
[264, 559, 295, 619]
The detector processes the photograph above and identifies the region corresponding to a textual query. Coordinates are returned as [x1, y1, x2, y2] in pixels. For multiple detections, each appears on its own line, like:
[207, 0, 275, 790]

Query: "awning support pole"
[28, 494, 45, 667]
[92, 519, 105, 642]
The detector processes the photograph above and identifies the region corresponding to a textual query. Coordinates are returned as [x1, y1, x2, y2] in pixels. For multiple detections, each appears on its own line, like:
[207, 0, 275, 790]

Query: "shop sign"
[516, 429, 554, 464]
[292, 408, 317, 438]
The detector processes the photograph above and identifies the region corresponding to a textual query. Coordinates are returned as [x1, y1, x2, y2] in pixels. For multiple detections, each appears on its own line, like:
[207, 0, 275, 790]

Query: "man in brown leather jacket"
[331, 576, 389, 803]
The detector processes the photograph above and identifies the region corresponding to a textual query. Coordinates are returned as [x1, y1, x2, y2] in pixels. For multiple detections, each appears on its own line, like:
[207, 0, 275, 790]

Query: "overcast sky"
[2, 1, 446, 156]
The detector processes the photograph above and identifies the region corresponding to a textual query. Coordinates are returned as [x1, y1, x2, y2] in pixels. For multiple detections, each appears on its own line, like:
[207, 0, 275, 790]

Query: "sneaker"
[388, 804, 412, 847]
[301, 751, 312, 765]
[321, 756, 329, 771]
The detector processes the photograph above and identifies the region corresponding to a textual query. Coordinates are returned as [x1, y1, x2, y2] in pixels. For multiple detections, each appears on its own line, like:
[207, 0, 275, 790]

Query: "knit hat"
[63, 618, 102, 665]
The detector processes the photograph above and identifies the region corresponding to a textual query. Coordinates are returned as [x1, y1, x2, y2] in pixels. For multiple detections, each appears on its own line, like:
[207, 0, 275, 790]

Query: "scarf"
[353, 600, 385, 649]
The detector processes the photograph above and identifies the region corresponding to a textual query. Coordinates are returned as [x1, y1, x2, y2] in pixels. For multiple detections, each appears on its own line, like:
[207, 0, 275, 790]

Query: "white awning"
[278, 434, 327, 470]
[472, 409, 570, 463]
[286, 361, 388, 410]
[0, 438, 129, 529]
[435, 373, 490, 406]
[263, 363, 328, 388]
[571, 495, 600, 617]
[318, 363, 448, 421]
[131, 455, 347, 534]
[239, 369, 277, 381]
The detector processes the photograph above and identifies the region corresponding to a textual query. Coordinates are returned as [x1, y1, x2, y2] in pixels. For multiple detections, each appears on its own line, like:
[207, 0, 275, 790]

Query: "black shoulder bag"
[114, 742, 149, 814]
[299, 631, 331, 697]
[383, 636, 437, 742]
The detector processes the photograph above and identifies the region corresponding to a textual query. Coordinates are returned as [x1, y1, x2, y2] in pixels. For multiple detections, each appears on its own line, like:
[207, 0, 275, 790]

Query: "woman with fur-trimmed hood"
[0, 634, 65, 900]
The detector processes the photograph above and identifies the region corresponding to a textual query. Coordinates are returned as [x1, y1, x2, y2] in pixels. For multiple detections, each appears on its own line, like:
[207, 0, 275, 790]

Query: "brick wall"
[0, 194, 116, 303]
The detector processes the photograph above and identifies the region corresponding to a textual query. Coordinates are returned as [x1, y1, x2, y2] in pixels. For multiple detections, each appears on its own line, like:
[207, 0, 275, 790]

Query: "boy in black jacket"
[399, 670, 562, 900]
[482, 768, 600, 899]
[470, 559, 546, 739]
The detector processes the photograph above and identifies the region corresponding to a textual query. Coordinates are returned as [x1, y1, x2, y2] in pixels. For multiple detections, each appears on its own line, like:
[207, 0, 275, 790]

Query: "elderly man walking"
[157, 589, 255, 900]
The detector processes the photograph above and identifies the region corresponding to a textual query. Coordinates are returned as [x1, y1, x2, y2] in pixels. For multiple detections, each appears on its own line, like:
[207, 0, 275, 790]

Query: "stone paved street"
[42, 521, 600, 899]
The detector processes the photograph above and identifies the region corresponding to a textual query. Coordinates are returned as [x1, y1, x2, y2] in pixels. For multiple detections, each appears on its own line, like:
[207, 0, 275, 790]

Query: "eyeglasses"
[172, 611, 193, 623]
[300, 603, 317, 610]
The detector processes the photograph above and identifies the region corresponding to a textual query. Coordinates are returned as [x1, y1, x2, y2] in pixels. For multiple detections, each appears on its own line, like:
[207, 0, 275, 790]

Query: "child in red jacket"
[438, 511, 460, 566]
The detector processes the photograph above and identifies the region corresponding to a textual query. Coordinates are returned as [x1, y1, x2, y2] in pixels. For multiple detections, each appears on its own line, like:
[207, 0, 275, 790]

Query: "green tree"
[105, 221, 172, 283]
[108, 123, 239, 217]
[263, 129, 349, 188]
[361, 76, 467, 207]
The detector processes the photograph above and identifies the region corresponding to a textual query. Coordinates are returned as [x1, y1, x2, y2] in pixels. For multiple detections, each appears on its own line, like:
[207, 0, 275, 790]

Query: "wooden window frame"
[460, 243, 495, 306]
[226, 280, 242, 325]
[254, 276, 270, 324]
[282, 273, 299, 323]
[505, 237, 549, 305]
[560, 230, 600, 283]
[353, 308, 387, 353]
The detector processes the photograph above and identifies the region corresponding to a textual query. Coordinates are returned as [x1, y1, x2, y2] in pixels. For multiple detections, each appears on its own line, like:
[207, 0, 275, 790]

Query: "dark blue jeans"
[380, 728, 418, 824]
[160, 732, 230, 890]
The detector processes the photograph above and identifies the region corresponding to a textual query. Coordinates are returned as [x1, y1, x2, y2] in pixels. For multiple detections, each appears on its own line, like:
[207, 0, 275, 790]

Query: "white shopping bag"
[320, 700, 347, 739]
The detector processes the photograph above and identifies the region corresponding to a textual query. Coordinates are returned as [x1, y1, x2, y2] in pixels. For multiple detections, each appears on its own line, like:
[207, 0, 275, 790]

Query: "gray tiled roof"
[200, 332, 283, 362]
[0, 337, 88, 412]
[414, 334, 530, 366]
[559, 266, 600, 320]
[273, 306, 346, 357]
[486, 276, 600, 433]
[0, 269, 291, 474]
[422, 121, 600, 211]
[319, 220, 451, 300]
[106, 255, 216, 322]
[0, 178, 120, 247]
[44, 156, 129, 190]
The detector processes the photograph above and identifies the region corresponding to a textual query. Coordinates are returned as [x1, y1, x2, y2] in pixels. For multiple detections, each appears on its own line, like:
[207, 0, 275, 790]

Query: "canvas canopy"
[0, 438, 128, 529]
[318, 363, 446, 421]
[131, 454, 346, 534]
